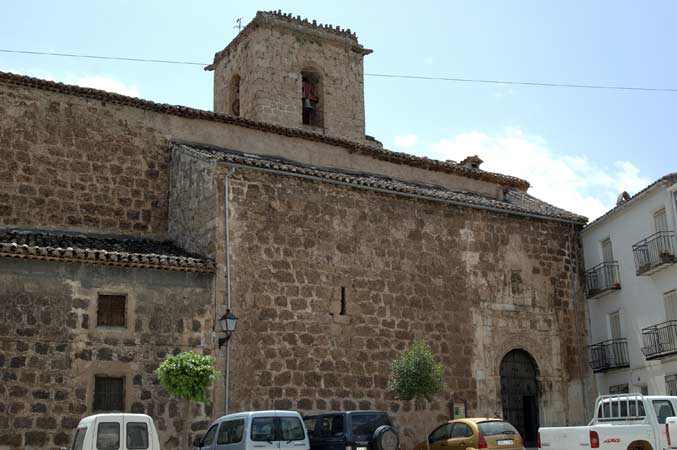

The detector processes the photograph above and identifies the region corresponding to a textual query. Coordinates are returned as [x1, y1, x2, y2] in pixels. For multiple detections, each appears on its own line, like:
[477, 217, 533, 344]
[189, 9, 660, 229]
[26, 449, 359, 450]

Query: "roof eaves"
[0, 70, 530, 191]
[583, 173, 677, 232]
[0, 230, 215, 273]
[174, 142, 585, 224]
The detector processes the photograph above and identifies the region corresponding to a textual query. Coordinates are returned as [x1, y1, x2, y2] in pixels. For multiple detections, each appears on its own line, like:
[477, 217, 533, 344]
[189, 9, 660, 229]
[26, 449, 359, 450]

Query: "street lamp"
[218, 309, 238, 347]
[218, 309, 238, 416]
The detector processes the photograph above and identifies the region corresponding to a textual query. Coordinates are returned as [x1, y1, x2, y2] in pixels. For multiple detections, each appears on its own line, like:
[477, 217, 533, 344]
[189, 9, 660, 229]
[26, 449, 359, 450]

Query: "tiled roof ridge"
[0, 230, 215, 273]
[584, 172, 677, 230]
[208, 11, 368, 69]
[0, 70, 531, 191]
[175, 142, 586, 223]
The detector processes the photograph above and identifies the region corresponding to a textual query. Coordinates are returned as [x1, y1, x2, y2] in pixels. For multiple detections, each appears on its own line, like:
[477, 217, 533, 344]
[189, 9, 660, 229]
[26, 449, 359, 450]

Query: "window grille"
[97, 294, 126, 327]
[609, 383, 629, 394]
[93, 376, 124, 411]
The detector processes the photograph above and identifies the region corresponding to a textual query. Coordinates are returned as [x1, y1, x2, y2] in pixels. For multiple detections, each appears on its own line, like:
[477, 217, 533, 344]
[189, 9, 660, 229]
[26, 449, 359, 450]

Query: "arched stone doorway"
[500, 349, 540, 447]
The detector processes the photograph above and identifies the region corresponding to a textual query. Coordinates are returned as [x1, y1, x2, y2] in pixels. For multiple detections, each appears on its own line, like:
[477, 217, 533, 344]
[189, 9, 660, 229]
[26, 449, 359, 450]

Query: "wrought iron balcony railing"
[641, 320, 677, 360]
[632, 231, 676, 275]
[590, 338, 630, 372]
[584, 261, 621, 298]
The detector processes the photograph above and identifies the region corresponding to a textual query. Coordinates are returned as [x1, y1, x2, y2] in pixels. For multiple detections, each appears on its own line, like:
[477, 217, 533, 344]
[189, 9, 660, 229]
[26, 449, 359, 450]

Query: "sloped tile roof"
[0, 230, 214, 273]
[0, 70, 530, 190]
[584, 173, 677, 230]
[175, 142, 587, 224]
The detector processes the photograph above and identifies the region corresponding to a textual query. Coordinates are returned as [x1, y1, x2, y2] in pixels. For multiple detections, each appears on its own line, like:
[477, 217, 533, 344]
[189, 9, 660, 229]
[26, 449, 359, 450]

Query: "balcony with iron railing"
[584, 261, 621, 299]
[632, 231, 676, 276]
[641, 320, 677, 360]
[590, 338, 630, 373]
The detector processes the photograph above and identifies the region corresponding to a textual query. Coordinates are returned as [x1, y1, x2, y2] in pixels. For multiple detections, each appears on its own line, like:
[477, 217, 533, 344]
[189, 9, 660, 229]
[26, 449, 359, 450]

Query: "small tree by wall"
[389, 340, 444, 450]
[155, 351, 218, 446]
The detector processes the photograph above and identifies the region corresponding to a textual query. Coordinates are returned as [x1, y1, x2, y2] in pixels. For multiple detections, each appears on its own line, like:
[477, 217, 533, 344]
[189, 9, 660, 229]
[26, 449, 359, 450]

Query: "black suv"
[303, 411, 399, 450]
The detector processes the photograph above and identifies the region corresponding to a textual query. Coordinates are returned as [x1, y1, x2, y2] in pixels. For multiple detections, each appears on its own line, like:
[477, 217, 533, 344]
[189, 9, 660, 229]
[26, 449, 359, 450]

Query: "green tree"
[154, 351, 218, 403]
[155, 351, 218, 446]
[389, 340, 444, 450]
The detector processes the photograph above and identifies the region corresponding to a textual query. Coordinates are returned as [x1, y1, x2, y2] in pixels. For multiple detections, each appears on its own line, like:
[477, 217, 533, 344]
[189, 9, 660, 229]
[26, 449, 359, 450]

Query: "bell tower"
[207, 11, 373, 143]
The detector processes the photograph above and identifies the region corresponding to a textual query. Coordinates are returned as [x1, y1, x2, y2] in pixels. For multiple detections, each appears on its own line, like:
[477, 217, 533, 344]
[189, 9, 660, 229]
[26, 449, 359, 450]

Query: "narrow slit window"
[340, 287, 347, 315]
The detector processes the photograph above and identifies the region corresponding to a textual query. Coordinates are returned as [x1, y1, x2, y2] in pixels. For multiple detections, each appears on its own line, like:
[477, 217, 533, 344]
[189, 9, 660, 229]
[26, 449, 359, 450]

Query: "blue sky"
[2, 1, 675, 219]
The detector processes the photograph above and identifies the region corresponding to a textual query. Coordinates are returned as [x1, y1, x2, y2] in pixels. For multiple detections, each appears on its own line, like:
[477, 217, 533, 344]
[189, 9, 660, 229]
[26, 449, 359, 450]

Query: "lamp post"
[218, 309, 238, 415]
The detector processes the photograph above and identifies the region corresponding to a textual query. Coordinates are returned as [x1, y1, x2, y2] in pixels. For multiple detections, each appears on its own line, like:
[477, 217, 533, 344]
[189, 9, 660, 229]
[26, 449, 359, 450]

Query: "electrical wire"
[2, 48, 677, 93]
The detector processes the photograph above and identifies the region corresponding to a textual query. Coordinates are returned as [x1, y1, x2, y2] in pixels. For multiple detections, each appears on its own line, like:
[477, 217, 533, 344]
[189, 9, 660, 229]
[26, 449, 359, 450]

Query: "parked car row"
[192, 410, 399, 450]
[64, 409, 399, 450]
[64, 409, 525, 450]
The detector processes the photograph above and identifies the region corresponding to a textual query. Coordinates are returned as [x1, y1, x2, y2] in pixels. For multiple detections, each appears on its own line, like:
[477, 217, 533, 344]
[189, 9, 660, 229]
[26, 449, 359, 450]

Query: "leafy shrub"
[154, 351, 218, 403]
[389, 340, 444, 402]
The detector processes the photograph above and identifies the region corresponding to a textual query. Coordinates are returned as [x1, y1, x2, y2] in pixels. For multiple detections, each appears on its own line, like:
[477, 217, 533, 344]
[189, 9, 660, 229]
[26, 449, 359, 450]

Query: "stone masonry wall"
[220, 169, 591, 449]
[169, 148, 218, 259]
[0, 80, 507, 241]
[0, 259, 214, 450]
[0, 85, 170, 238]
[214, 21, 368, 142]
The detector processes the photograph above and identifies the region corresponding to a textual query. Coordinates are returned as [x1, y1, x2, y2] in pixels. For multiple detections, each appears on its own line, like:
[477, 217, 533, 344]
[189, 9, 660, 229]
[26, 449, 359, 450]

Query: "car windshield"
[351, 414, 390, 437]
[477, 421, 517, 436]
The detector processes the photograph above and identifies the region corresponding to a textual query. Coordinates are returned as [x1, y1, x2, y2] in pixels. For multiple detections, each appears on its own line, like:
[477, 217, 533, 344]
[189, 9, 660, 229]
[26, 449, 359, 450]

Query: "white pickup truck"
[538, 394, 677, 450]
[67, 413, 160, 450]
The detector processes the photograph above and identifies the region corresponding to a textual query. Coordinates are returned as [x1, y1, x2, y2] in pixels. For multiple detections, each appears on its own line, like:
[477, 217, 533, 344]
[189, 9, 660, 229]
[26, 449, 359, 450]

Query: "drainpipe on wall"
[224, 168, 236, 415]
[570, 222, 589, 422]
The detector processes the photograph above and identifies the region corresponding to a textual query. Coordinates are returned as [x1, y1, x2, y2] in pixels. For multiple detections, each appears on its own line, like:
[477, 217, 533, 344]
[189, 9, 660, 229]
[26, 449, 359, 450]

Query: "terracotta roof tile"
[175, 142, 586, 224]
[0, 70, 530, 191]
[0, 230, 215, 273]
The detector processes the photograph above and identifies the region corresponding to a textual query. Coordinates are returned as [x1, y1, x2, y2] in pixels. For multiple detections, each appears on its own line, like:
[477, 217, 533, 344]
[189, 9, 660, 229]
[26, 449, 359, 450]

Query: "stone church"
[0, 10, 594, 450]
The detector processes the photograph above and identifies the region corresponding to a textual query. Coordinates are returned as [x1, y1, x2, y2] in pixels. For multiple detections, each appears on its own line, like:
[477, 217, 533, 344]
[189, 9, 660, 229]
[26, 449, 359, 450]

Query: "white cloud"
[394, 134, 418, 148]
[74, 76, 139, 97]
[428, 128, 649, 220]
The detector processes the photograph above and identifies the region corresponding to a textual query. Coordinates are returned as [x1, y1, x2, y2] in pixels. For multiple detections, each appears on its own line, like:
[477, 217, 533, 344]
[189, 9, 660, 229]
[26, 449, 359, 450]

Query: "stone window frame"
[93, 375, 126, 412]
[97, 293, 127, 328]
[91, 291, 136, 334]
[84, 367, 133, 415]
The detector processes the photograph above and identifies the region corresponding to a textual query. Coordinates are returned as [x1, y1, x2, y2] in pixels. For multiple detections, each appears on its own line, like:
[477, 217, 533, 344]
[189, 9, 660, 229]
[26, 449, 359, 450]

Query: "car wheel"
[372, 425, 399, 450]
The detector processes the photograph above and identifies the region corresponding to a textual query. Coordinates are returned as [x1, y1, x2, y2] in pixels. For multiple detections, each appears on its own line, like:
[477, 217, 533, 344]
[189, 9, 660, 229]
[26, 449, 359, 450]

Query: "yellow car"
[413, 418, 525, 450]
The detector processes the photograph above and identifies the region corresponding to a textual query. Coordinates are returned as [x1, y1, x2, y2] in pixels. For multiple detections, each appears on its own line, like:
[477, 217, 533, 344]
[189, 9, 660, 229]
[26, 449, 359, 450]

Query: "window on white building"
[665, 290, 677, 322]
[609, 311, 623, 340]
[655, 208, 669, 233]
[609, 384, 629, 394]
[667, 374, 677, 396]
[601, 238, 614, 262]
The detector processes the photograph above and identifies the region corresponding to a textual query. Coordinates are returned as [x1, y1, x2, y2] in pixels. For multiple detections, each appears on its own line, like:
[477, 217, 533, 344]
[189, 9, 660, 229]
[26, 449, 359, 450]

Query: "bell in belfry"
[303, 97, 315, 111]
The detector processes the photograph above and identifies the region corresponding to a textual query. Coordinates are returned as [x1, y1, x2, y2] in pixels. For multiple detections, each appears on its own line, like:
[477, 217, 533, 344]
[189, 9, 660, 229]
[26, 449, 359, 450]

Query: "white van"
[192, 410, 309, 450]
[67, 413, 161, 450]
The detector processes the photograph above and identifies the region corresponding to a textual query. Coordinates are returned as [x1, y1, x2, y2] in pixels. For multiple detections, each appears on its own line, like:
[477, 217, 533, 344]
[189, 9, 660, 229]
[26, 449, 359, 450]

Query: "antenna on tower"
[234, 17, 243, 32]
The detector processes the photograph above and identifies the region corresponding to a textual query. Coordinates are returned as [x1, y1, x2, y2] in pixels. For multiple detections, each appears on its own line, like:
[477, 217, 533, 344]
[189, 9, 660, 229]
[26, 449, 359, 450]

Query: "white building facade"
[582, 173, 677, 396]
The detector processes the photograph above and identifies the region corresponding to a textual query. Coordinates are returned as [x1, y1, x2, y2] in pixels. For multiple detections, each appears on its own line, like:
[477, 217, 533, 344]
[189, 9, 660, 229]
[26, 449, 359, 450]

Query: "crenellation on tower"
[208, 11, 373, 144]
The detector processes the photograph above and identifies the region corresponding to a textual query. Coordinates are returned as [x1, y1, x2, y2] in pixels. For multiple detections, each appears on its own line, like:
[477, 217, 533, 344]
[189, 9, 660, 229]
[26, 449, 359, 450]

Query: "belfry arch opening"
[301, 68, 322, 127]
[500, 349, 540, 447]
[229, 74, 241, 116]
